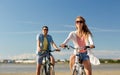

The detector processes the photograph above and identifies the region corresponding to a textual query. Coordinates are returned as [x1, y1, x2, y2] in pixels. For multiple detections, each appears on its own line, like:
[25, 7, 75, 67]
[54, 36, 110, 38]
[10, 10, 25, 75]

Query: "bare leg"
[50, 55, 55, 66]
[36, 64, 41, 75]
[83, 60, 92, 75]
[69, 54, 75, 72]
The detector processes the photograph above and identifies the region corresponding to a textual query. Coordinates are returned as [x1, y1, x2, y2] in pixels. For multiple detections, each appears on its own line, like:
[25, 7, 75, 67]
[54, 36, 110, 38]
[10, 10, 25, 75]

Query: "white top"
[63, 31, 94, 54]
[62, 31, 100, 65]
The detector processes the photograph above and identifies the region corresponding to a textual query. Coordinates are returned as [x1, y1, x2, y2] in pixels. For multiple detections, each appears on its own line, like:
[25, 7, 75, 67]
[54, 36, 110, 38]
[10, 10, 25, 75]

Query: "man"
[36, 26, 60, 75]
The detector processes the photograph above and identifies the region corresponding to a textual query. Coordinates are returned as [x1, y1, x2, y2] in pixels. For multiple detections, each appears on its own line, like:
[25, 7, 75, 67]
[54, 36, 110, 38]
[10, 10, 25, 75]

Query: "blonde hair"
[76, 16, 92, 39]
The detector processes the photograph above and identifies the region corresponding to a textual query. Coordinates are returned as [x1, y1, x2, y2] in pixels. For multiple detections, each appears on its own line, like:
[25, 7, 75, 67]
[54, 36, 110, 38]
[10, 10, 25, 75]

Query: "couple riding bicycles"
[36, 16, 99, 75]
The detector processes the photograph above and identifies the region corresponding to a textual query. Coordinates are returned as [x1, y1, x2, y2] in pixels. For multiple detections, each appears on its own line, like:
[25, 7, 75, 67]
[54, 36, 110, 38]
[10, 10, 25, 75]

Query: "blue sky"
[0, 0, 120, 59]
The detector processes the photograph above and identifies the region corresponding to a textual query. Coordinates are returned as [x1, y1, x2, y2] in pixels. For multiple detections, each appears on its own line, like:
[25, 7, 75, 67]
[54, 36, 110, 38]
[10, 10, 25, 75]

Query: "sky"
[0, 0, 120, 59]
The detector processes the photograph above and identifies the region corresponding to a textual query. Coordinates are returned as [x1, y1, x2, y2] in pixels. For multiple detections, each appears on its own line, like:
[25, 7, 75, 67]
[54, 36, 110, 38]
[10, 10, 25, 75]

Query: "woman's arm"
[60, 31, 73, 48]
[88, 35, 95, 49]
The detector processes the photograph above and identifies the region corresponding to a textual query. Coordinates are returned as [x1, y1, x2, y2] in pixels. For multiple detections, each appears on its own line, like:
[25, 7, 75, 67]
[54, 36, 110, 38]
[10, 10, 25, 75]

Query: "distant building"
[0, 59, 15, 63]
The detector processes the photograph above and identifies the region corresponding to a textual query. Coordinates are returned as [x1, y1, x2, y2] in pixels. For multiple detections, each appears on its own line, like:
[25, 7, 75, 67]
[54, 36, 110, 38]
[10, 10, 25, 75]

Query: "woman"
[60, 16, 95, 75]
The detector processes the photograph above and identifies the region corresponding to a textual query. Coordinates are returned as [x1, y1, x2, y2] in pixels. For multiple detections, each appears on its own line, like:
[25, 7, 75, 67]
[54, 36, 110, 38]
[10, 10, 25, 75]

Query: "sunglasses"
[76, 21, 84, 24]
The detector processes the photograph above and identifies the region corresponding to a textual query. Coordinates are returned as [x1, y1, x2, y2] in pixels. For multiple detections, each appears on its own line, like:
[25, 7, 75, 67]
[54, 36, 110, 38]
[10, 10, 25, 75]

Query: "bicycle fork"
[72, 54, 85, 75]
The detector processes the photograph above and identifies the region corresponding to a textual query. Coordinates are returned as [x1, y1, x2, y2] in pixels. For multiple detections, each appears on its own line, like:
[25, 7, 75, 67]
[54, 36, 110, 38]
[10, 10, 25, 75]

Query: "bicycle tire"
[81, 70, 86, 75]
[40, 65, 48, 75]
[78, 67, 86, 75]
[72, 69, 78, 75]
[47, 65, 55, 75]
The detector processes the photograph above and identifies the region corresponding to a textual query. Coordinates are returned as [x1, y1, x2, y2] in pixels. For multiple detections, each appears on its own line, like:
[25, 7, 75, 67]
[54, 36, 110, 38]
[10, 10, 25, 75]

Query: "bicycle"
[62, 45, 90, 75]
[38, 49, 58, 75]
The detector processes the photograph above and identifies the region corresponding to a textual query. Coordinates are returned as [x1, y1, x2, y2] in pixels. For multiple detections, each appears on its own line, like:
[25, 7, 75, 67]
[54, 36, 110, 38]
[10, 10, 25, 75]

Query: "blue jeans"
[77, 52, 89, 62]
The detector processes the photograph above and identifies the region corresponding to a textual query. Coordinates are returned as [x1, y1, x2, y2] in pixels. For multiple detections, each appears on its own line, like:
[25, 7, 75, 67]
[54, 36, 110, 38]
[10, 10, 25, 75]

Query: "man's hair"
[42, 26, 48, 30]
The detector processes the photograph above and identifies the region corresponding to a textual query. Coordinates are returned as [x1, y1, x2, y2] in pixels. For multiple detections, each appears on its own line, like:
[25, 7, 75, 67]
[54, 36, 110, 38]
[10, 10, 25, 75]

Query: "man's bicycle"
[62, 45, 90, 75]
[39, 49, 58, 75]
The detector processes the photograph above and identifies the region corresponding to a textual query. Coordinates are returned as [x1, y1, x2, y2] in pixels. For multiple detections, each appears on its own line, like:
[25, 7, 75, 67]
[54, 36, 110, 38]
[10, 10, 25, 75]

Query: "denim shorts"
[36, 52, 52, 64]
[77, 52, 89, 62]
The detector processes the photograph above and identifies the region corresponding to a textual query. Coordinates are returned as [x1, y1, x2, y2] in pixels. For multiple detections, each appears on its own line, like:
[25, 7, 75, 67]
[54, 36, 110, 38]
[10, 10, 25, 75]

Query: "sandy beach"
[0, 70, 120, 75]
[0, 63, 120, 75]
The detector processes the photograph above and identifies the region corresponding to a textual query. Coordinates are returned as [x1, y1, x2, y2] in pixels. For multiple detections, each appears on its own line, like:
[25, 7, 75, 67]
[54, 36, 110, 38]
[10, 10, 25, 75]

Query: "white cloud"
[63, 25, 120, 33]
[0, 31, 39, 34]
[50, 30, 70, 33]
[18, 21, 41, 25]
[2, 25, 120, 35]
[64, 25, 75, 28]
[90, 27, 120, 32]
[10, 53, 36, 59]
[6, 50, 120, 60]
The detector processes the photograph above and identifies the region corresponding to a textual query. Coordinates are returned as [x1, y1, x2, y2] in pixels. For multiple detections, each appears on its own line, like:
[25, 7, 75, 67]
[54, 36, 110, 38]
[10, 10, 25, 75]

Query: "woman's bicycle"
[62, 45, 90, 75]
[39, 49, 58, 75]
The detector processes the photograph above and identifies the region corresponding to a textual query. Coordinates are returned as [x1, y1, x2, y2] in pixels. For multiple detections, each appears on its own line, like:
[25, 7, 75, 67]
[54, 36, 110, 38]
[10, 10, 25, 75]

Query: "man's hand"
[60, 44, 66, 48]
[55, 48, 61, 52]
[37, 47, 41, 52]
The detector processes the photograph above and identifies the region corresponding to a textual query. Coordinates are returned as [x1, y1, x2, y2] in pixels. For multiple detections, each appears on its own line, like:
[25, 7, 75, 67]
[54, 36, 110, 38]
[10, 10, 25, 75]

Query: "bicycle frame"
[40, 50, 56, 75]
[72, 52, 86, 75]
[63, 45, 88, 75]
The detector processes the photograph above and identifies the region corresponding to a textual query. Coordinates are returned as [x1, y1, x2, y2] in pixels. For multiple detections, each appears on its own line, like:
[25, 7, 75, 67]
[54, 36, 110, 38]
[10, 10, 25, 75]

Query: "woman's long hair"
[76, 16, 92, 40]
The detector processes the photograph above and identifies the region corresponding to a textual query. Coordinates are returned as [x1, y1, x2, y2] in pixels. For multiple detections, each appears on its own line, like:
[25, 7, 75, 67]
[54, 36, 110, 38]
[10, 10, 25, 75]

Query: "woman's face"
[75, 17, 84, 30]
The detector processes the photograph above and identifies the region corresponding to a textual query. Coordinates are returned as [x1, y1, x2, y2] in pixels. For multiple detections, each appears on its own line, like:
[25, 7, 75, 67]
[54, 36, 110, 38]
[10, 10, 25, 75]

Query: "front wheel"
[40, 65, 47, 75]
[81, 70, 86, 75]
[72, 69, 78, 75]
[47, 65, 55, 75]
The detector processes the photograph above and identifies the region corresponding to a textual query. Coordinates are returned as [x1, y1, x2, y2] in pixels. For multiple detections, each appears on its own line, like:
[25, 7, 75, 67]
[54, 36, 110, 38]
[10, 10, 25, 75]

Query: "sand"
[0, 70, 120, 75]
[0, 63, 120, 75]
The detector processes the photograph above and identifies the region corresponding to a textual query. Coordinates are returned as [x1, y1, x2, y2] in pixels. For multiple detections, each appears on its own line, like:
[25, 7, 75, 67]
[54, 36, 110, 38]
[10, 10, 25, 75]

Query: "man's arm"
[51, 42, 60, 51]
[37, 40, 41, 52]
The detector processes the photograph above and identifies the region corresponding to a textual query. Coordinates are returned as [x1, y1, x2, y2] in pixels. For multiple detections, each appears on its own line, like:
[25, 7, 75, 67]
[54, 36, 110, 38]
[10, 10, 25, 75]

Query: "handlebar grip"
[85, 46, 90, 48]
[59, 45, 68, 48]
[64, 45, 68, 47]
[84, 46, 90, 50]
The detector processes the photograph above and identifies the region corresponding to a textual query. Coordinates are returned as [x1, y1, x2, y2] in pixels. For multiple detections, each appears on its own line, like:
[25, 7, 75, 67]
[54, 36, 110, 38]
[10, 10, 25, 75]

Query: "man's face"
[42, 28, 48, 35]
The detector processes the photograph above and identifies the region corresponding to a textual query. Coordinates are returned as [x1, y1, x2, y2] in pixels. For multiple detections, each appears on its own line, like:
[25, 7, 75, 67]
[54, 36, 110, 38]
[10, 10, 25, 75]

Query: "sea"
[0, 63, 120, 73]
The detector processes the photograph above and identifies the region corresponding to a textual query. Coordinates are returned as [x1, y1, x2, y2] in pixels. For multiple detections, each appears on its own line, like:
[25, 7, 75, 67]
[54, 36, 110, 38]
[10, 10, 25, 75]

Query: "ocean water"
[0, 63, 120, 73]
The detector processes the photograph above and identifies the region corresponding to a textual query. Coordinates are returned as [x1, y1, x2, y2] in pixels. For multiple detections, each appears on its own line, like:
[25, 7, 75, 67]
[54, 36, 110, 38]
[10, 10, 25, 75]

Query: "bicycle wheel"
[81, 69, 86, 75]
[47, 65, 55, 75]
[50, 65, 55, 75]
[40, 65, 47, 75]
[48, 65, 55, 75]
[78, 67, 86, 75]
[72, 69, 78, 75]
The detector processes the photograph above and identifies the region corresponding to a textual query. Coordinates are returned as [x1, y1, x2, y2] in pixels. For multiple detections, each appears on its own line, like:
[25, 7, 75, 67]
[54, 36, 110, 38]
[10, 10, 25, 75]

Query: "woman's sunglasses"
[76, 21, 84, 24]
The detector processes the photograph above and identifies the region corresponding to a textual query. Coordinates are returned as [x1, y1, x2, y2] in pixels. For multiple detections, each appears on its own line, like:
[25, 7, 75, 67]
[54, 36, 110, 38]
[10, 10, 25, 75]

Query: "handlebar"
[40, 49, 60, 53]
[37, 49, 60, 55]
[60, 45, 90, 50]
